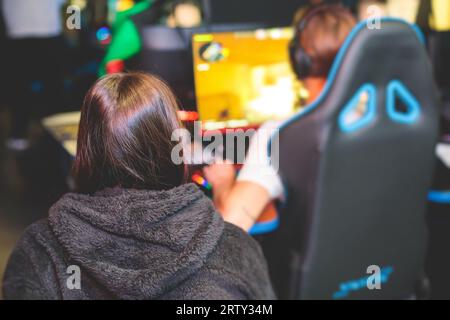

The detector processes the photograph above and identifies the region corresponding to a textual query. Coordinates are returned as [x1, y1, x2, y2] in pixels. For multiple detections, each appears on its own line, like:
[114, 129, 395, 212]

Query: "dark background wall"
[208, 0, 310, 26]
[207, 0, 357, 26]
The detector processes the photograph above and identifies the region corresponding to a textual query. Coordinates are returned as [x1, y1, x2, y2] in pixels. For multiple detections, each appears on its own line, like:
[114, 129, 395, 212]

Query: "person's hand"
[203, 160, 236, 210]
[203, 160, 236, 193]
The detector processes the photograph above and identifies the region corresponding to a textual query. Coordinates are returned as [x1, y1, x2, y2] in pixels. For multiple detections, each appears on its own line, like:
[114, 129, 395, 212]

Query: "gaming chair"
[269, 19, 440, 299]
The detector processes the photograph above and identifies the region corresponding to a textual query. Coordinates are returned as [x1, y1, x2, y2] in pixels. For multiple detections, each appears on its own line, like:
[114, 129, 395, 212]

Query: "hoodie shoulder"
[206, 222, 276, 300]
[2, 220, 63, 300]
[223, 223, 266, 260]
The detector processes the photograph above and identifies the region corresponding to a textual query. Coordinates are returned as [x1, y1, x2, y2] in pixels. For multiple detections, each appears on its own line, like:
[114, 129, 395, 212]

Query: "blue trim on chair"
[338, 84, 377, 133]
[412, 24, 426, 44]
[428, 191, 450, 204]
[249, 218, 280, 235]
[268, 18, 425, 154]
[267, 18, 426, 196]
[386, 80, 421, 124]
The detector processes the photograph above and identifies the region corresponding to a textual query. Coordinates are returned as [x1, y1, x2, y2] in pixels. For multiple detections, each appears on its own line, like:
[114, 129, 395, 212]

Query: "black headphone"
[289, 4, 342, 80]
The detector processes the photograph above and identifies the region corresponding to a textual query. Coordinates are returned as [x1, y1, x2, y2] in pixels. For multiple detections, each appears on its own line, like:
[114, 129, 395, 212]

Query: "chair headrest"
[274, 18, 434, 140]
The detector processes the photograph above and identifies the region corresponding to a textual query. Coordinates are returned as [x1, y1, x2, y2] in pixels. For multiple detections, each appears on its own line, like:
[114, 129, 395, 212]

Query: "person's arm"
[204, 121, 284, 231]
[220, 181, 272, 231]
[204, 162, 272, 231]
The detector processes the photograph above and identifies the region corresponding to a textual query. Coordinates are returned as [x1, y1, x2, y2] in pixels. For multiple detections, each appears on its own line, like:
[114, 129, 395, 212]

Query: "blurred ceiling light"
[386, 0, 420, 23]
[430, 0, 450, 31]
[71, 0, 87, 10]
[117, 0, 135, 12]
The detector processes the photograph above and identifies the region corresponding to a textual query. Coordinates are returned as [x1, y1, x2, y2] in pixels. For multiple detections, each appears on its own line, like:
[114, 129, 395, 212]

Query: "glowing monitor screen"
[192, 28, 298, 129]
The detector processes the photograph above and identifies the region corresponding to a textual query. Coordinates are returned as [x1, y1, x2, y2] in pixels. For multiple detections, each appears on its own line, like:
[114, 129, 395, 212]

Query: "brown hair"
[72, 72, 185, 194]
[294, 4, 357, 78]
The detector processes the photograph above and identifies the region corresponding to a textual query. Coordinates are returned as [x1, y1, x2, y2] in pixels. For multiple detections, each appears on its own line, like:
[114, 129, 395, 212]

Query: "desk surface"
[43, 112, 450, 169]
[42, 111, 80, 157]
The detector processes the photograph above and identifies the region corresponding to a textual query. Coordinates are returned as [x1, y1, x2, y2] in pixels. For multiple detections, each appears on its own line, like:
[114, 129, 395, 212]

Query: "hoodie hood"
[48, 183, 224, 299]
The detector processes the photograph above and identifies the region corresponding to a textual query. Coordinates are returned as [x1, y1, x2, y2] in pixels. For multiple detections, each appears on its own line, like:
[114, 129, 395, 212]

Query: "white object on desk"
[437, 143, 450, 169]
[42, 111, 81, 157]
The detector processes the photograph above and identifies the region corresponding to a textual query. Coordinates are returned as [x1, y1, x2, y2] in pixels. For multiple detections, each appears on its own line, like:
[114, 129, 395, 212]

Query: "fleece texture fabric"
[2, 183, 275, 300]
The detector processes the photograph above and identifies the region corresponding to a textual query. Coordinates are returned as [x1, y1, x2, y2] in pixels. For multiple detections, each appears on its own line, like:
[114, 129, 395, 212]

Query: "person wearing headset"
[204, 4, 357, 232]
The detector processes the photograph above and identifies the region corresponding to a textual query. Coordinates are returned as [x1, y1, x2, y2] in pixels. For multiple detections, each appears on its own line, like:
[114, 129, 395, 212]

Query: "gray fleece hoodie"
[2, 183, 275, 300]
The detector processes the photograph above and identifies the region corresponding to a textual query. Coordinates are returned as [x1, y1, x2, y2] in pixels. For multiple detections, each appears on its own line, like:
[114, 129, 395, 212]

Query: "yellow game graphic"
[192, 28, 298, 128]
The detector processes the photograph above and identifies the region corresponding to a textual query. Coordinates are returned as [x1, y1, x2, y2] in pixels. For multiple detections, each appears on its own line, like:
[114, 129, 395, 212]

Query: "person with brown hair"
[204, 4, 357, 232]
[2, 72, 275, 300]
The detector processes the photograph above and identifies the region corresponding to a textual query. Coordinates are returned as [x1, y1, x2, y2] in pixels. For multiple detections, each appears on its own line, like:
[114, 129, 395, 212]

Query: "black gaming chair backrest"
[272, 19, 440, 299]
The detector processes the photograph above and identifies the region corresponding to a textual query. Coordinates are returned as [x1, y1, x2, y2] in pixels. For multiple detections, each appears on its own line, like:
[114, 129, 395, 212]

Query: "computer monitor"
[135, 24, 267, 111]
[192, 27, 298, 129]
